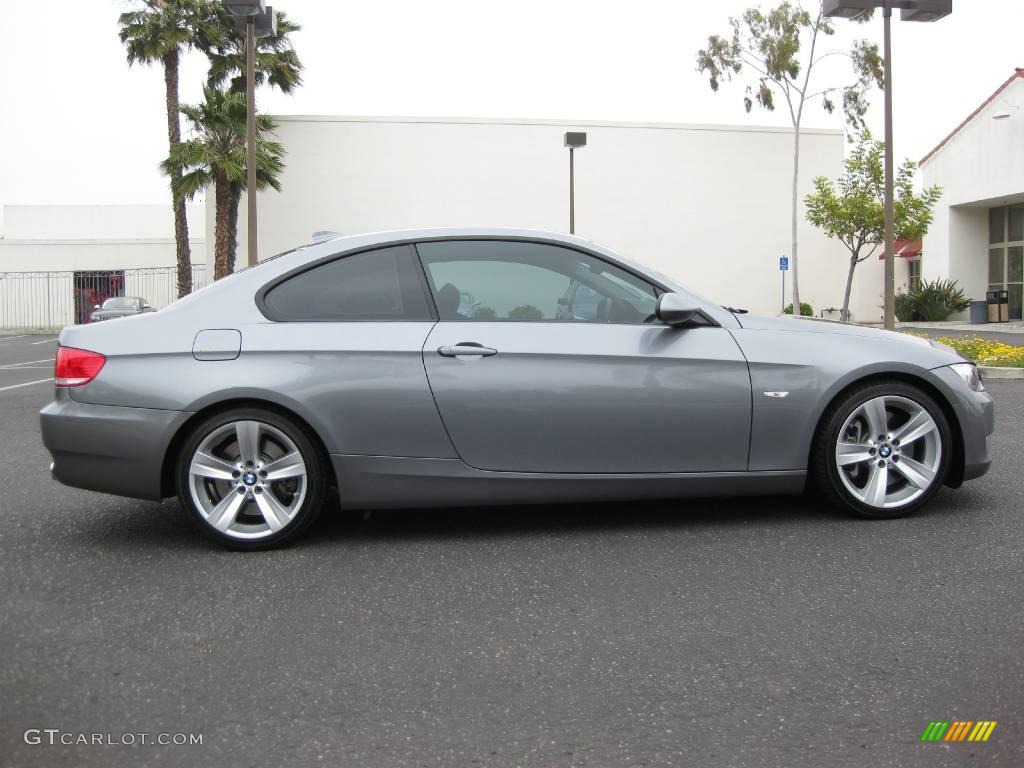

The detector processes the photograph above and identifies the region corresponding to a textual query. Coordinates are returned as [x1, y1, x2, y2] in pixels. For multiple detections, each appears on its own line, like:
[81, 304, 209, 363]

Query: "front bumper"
[925, 366, 995, 483]
[40, 392, 191, 501]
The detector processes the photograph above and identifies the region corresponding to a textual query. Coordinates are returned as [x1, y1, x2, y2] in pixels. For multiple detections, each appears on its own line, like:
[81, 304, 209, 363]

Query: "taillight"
[54, 346, 106, 387]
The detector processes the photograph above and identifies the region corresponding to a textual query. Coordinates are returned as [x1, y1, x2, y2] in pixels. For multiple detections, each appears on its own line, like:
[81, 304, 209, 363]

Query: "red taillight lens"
[54, 346, 106, 387]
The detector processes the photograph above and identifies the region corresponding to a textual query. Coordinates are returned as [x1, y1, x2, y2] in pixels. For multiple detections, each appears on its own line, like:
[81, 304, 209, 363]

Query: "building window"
[987, 204, 1024, 320]
[908, 259, 922, 290]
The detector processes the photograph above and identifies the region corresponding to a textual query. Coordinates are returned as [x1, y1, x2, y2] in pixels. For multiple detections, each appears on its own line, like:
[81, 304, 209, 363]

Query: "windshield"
[101, 297, 139, 310]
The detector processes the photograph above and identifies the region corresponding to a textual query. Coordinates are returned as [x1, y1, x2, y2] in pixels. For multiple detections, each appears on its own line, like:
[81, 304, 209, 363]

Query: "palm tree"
[162, 87, 285, 280]
[202, 8, 303, 270]
[119, 0, 218, 298]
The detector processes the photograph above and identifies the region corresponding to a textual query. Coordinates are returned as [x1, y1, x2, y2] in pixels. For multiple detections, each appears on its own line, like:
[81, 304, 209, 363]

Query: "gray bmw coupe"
[40, 229, 993, 549]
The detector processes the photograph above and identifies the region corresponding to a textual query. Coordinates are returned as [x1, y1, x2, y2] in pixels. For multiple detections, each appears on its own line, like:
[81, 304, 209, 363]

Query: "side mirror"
[656, 293, 699, 327]
[142, 303, 151, 309]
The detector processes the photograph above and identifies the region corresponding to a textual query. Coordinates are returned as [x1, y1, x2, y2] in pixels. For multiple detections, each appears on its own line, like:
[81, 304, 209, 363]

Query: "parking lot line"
[0, 358, 55, 369]
[0, 378, 52, 392]
[0, 335, 28, 341]
[31, 338, 58, 345]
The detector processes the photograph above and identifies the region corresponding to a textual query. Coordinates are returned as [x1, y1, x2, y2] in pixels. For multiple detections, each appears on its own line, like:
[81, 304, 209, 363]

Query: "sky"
[0, 0, 1020, 236]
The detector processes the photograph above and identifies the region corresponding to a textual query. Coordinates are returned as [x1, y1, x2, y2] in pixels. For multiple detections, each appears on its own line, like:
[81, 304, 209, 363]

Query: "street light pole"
[882, 2, 895, 329]
[822, 0, 952, 329]
[246, 16, 258, 268]
[564, 132, 587, 235]
[569, 147, 575, 234]
[223, 0, 276, 268]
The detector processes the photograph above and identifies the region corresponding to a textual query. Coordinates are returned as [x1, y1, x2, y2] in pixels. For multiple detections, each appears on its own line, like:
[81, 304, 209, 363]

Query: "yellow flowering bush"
[903, 332, 1024, 368]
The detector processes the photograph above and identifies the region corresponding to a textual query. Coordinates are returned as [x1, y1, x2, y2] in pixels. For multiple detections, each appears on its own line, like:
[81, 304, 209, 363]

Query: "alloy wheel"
[188, 419, 308, 540]
[834, 395, 942, 510]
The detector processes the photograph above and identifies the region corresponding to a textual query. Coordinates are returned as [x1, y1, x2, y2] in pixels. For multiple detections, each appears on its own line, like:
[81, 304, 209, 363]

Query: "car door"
[417, 239, 752, 474]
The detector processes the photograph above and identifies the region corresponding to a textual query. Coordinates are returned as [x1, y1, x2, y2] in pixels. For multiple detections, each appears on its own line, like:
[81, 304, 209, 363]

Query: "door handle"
[437, 342, 498, 357]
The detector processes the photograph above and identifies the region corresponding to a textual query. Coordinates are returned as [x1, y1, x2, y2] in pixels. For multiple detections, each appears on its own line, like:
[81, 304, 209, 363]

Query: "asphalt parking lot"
[1, 333, 1022, 767]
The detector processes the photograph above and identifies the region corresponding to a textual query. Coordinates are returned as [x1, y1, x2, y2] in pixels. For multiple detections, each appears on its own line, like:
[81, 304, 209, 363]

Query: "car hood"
[732, 313, 965, 367]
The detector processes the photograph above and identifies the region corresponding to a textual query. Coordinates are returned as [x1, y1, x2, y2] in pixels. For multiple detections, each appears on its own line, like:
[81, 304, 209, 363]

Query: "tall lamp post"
[223, 0, 277, 267]
[823, 0, 952, 330]
[564, 132, 587, 234]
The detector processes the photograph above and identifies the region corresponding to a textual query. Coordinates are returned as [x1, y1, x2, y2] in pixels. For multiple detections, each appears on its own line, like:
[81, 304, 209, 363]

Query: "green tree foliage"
[697, 2, 883, 312]
[119, 0, 220, 297]
[805, 131, 942, 322]
[162, 87, 285, 280]
[508, 305, 544, 320]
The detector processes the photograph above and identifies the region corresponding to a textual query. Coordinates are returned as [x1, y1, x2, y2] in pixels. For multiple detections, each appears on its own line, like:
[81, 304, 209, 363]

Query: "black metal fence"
[0, 265, 209, 331]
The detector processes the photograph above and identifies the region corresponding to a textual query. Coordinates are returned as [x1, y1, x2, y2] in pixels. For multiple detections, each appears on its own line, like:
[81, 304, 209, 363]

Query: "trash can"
[987, 290, 1000, 322]
[998, 289, 1010, 322]
[969, 300, 989, 324]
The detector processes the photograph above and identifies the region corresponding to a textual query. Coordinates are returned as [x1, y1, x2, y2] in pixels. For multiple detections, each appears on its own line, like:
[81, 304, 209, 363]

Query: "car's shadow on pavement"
[73, 485, 977, 552]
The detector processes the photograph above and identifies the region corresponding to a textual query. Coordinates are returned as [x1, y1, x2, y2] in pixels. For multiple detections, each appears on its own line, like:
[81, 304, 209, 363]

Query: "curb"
[980, 366, 1024, 380]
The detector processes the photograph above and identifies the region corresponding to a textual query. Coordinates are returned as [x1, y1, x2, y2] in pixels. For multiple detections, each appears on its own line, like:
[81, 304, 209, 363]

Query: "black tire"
[812, 380, 952, 519]
[175, 407, 329, 549]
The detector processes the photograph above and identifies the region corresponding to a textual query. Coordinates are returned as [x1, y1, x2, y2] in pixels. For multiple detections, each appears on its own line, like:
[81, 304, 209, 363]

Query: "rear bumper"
[40, 393, 191, 501]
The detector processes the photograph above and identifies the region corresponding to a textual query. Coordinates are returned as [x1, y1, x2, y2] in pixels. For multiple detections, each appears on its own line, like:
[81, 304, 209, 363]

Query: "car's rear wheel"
[813, 381, 951, 519]
[176, 408, 328, 549]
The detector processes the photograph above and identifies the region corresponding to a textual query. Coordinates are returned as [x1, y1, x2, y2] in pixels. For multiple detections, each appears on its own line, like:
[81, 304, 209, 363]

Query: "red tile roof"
[919, 69, 1024, 166]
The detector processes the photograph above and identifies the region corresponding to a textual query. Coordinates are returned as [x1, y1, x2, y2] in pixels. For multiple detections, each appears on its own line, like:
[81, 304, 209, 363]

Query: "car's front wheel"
[814, 381, 952, 519]
[176, 408, 328, 549]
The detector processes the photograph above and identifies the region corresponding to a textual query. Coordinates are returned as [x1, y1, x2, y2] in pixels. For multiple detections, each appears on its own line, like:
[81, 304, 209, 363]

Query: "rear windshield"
[102, 297, 138, 309]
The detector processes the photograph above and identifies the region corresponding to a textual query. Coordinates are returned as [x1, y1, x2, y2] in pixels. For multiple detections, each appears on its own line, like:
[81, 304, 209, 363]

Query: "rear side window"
[262, 245, 433, 321]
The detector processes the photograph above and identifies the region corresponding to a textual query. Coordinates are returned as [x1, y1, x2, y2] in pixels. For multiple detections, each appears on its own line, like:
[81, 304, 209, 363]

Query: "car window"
[262, 245, 433, 321]
[416, 240, 658, 324]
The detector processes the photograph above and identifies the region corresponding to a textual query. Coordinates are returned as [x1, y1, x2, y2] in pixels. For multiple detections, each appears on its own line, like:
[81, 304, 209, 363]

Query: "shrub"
[895, 278, 970, 322]
[783, 302, 814, 317]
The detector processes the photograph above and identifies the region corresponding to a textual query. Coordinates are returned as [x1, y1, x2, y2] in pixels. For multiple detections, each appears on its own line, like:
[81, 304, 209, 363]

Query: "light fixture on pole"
[823, 0, 952, 330]
[222, 0, 276, 268]
[564, 132, 587, 235]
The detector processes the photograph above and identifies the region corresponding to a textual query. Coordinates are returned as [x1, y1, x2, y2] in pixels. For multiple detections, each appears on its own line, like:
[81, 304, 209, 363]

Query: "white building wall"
[0, 205, 207, 330]
[920, 74, 1024, 307]
[2, 205, 205, 242]
[226, 116, 867, 319]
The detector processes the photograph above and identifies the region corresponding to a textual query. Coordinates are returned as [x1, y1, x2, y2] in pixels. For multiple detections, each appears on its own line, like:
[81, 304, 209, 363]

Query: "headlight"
[950, 362, 984, 392]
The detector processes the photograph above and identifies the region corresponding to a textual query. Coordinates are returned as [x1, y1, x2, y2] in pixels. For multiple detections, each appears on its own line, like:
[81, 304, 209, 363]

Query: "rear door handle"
[437, 342, 498, 357]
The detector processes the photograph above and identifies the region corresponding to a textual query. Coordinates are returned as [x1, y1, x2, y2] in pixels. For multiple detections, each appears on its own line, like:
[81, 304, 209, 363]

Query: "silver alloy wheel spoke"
[862, 397, 889, 437]
[834, 394, 942, 510]
[261, 451, 306, 481]
[837, 442, 874, 466]
[891, 455, 936, 490]
[255, 491, 291, 532]
[891, 409, 936, 446]
[208, 490, 247, 532]
[190, 450, 238, 481]
[235, 421, 261, 465]
[863, 462, 889, 507]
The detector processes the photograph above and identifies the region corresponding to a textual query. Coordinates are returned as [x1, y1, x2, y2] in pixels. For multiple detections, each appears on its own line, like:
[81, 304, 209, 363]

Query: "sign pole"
[779, 255, 789, 314]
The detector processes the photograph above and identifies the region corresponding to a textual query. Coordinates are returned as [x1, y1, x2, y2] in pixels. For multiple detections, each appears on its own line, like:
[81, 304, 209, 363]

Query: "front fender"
[731, 328, 954, 472]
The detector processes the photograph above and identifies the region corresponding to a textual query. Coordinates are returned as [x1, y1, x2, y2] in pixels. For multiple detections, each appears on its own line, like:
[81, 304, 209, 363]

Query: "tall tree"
[162, 87, 285, 280]
[804, 131, 941, 322]
[202, 8, 303, 272]
[697, 2, 883, 312]
[119, 0, 218, 297]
